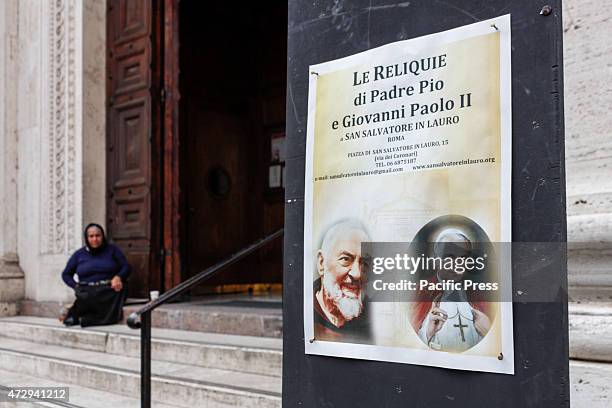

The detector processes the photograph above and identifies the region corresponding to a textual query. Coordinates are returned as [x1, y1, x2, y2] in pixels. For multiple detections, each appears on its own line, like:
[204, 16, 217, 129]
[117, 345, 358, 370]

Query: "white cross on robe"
[419, 300, 482, 352]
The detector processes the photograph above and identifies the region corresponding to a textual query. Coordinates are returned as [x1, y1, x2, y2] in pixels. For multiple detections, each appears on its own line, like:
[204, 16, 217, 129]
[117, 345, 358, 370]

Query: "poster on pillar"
[304, 15, 514, 374]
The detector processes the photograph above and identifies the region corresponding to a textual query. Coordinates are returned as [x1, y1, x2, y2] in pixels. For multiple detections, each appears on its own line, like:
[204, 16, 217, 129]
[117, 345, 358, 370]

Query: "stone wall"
[82, 0, 107, 228]
[0, 0, 106, 307]
[0, 0, 24, 316]
[563, 0, 612, 300]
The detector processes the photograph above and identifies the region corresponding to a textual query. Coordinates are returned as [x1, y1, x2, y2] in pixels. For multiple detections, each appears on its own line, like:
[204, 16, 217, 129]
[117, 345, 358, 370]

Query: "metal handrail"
[127, 228, 284, 408]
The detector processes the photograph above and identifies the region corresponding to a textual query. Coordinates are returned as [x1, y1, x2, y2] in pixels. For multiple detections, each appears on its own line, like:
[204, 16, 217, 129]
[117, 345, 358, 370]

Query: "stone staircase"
[0, 315, 282, 407]
[2, 300, 610, 407]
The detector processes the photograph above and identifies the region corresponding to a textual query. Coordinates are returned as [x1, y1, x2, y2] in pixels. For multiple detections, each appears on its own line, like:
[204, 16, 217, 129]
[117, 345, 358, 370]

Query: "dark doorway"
[179, 1, 287, 292]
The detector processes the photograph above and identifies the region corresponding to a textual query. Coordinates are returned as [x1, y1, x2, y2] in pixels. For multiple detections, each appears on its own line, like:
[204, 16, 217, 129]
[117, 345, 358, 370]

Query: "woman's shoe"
[63, 316, 78, 327]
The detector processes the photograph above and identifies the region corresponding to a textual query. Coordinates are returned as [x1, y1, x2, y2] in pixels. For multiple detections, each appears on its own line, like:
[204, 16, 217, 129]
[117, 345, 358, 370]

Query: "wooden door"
[107, 0, 162, 297]
[178, 1, 286, 290]
[183, 109, 250, 281]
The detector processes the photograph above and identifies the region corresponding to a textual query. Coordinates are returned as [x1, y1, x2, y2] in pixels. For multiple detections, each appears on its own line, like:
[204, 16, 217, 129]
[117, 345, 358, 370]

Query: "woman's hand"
[111, 276, 123, 292]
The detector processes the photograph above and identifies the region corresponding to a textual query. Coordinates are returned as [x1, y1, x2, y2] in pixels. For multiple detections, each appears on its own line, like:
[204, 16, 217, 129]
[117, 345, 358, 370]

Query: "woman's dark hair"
[83, 223, 107, 254]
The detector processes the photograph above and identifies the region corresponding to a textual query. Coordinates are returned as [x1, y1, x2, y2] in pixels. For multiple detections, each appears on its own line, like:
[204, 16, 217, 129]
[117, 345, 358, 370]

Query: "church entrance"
[179, 1, 286, 294]
[106, 0, 286, 298]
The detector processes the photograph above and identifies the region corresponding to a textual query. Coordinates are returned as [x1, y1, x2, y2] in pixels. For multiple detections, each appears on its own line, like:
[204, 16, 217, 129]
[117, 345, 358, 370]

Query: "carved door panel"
[107, 0, 160, 297]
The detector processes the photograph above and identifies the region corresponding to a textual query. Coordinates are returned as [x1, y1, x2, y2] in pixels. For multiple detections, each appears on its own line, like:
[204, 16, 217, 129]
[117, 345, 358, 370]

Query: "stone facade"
[0, 0, 23, 316]
[0, 0, 106, 311]
[563, 0, 612, 300]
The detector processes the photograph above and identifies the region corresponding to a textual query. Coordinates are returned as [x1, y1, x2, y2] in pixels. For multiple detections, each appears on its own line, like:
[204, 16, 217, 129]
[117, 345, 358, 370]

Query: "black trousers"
[67, 284, 126, 327]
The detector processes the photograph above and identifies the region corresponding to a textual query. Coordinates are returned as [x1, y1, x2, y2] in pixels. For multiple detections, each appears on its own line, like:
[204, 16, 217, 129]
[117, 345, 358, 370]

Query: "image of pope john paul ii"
[313, 219, 372, 343]
[409, 215, 498, 353]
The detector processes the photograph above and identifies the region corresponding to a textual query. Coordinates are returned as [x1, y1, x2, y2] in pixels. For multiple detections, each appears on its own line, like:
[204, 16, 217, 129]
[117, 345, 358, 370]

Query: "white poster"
[304, 15, 513, 374]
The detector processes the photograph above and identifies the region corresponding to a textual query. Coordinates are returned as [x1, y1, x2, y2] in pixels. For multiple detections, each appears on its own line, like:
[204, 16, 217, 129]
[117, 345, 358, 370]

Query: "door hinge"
[160, 88, 166, 104]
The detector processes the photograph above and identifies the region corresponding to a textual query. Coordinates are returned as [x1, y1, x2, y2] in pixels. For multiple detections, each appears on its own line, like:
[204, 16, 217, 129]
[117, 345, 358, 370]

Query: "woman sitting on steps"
[60, 223, 130, 327]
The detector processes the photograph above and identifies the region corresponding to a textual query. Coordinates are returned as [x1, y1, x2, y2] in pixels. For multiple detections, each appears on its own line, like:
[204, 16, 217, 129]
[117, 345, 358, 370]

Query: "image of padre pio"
[409, 215, 498, 353]
[314, 219, 372, 343]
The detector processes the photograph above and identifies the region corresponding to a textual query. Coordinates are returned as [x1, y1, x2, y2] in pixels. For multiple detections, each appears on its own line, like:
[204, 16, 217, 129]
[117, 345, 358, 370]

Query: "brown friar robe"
[313, 278, 371, 344]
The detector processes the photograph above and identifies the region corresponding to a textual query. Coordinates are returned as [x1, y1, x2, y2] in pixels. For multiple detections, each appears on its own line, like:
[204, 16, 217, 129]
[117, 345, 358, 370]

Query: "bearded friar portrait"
[313, 220, 372, 343]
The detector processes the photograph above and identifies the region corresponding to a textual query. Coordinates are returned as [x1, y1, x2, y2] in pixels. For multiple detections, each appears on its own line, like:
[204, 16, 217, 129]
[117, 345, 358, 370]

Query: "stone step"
[122, 298, 283, 338]
[0, 316, 282, 377]
[0, 368, 181, 408]
[570, 360, 612, 408]
[21, 297, 283, 338]
[569, 303, 612, 363]
[0, 337, 281, 408]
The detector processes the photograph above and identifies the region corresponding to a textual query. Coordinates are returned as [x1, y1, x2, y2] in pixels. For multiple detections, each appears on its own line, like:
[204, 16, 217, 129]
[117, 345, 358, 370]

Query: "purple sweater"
[61, 244, 130, 288]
